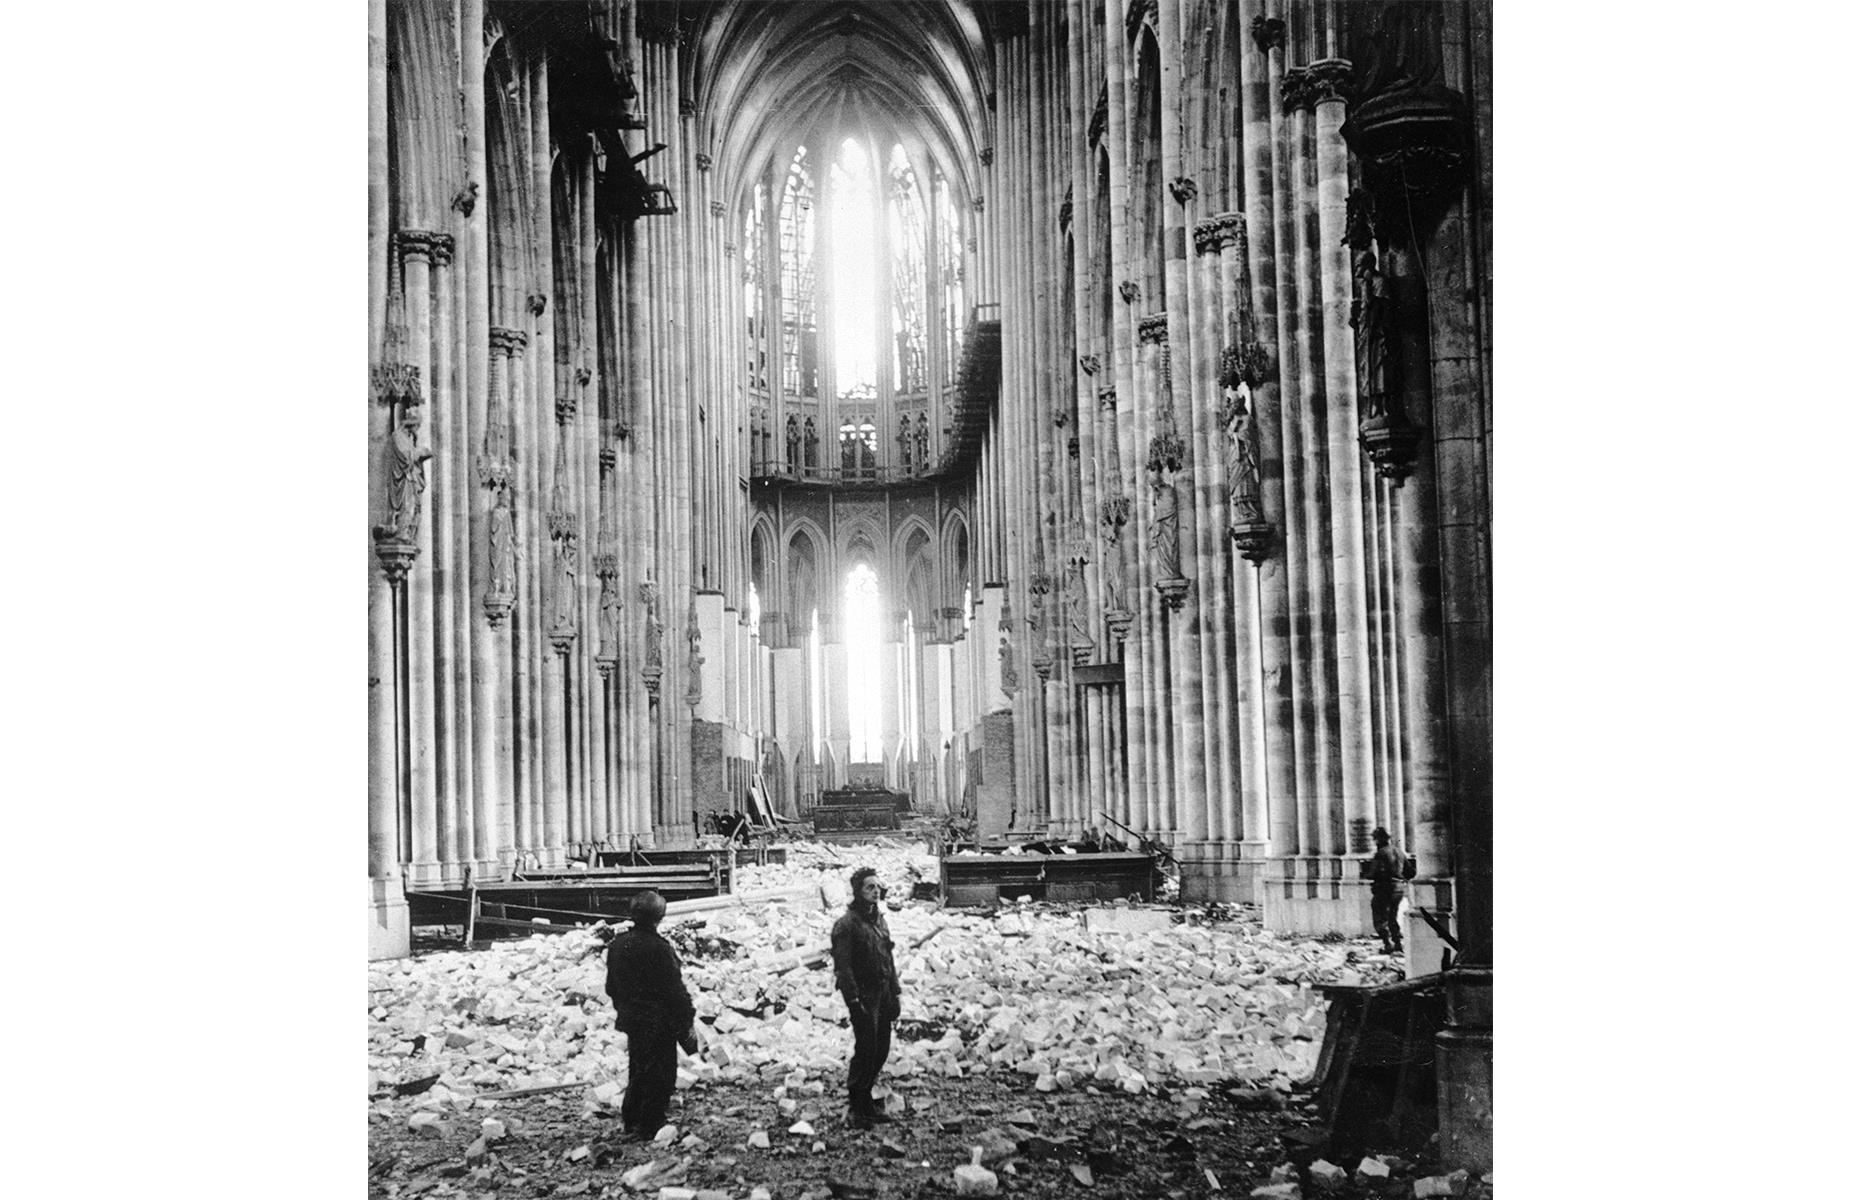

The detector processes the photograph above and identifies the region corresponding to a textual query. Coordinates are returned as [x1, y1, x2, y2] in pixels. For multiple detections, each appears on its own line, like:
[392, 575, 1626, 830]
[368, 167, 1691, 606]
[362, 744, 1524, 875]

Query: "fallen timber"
[939, 848, 1162, 907]
[406, 854, 734, 942]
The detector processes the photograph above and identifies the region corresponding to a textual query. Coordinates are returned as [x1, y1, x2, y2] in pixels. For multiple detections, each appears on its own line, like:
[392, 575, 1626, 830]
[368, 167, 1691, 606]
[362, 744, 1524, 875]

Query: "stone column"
[1238, 0, 1298, 858]
[397, 231, 442, 886]
[481, 328, 525, 868]
[1312, 58, 1376, 858]
[426, 233, 465, 876]
[462, 0, 497, 876]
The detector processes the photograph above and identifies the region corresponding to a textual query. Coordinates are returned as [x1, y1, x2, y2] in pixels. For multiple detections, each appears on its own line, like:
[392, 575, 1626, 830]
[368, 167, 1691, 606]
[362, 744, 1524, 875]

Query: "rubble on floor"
[371, 842, 1411, 1197]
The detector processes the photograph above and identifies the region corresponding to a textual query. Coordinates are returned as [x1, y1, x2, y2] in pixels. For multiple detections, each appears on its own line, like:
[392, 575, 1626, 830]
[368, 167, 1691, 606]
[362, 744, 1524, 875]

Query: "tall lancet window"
[935, 171, 966, 365]
[844, 562, 883, 763]
[780, 146, 818, 398]
[744, 178, 768, 391]
[888, 144, 927, 395]
[830, 138, 878, 404]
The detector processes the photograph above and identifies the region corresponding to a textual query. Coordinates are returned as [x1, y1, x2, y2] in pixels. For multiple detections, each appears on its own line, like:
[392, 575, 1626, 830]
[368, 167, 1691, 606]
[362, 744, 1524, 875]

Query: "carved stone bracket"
[1078, 354, 1100, 376]
[1231, 520, 1275, 562]
[1250, 15, 1286, 53]
[1105, 609, 1134, 642]
[696, 152, 714, 172]
[1360, 411, 1424, 482]
[1193, 219, 1224, 256]
[1119, 280, 1141, 305]
[1341, 15, 1474, 248]
[1169, 177, 1199, 205]
[1137, 313, 1169, 345]
[1308, 58, 1353, 106]
[371, 528, 419, 584]
[371, 360, 422, 408]
[1154, 577, 1188, 611]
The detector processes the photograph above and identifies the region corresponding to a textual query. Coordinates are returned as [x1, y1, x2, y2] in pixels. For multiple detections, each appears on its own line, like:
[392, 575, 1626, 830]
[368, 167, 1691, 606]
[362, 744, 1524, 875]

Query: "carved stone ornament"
[556, 387, 578, 425]
[395, 229, 454, 264]
[1154, 576, 1189, 611]
[1193, 219, 1224, 256]
[708, 200, 725, 219]
[724, 243, 736, 258]
[371, 359, 422, 408]
[972, 197, 985, 212]
[1251, 15, 1286, 53]
[1341, 7, 1474, 248]
[979, 147, 995, 167]
[640, 581, 665, 693]
[679, 97, 697, 116]
[373, 407, 432, 569]
[1053, 409, 1069, 429]
[489, 326, 529, 358]
[1361, 410, 1423, 483]
[484, 480, 519, 627]
[451, 181, 480, 217]
[576, 364, 593, 388]
[696, 153, 714, 172]
[1308, 57, 1353, 106]
[1146, 416, 1187, 598]
[685, 596, 704, 708]
[1098, 492, 1130, 616]
[1119, 280, 1141, 305]
[1078, 354, 1100, 376]
[1216, 211, 1247, 254]
[999, 634, 1019, 696]
[1098, 385, 1117, 411]
[1284, 67, 1322, 113]
[1169, 176, 1198, 205]
[1067, 435, 1080, 460]
[1137, 313, 1169, 345]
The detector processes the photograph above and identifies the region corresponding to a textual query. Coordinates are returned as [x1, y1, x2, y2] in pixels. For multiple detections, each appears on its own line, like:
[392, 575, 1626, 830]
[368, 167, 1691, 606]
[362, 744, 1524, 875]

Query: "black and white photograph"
[16, 1, 1858, 1197]
[359, 3, 1491, 1196]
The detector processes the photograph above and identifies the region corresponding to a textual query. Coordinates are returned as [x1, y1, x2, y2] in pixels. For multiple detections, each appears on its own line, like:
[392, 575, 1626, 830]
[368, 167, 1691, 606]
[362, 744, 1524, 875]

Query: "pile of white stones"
[369, 843, 1393, 1121]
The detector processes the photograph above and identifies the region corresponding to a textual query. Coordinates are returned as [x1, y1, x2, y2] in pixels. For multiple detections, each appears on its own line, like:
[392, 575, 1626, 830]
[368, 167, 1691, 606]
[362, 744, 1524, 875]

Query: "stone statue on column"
[376, 407, 433, 547]
[1064, 538, 1094, 665]
[485, 480, 518, 625]
[685, 594, 704, 708]
[897, 414, 913, 471]
[640, 581, 664, 694]
[915, 413, 929, 469]
[803, 416, 819, 468]
[999, 632, 1019, 697]
[1346, 189, 1399, 421]
[786, 414, 800, 466]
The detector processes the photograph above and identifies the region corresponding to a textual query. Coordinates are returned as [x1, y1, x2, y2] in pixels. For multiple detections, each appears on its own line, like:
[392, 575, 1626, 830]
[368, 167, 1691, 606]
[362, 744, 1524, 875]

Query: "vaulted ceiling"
[683, 1, 999, 207]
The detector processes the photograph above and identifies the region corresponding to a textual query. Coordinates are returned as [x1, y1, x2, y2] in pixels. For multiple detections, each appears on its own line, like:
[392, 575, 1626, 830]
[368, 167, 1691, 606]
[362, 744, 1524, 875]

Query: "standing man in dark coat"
[604, 890, 698, 1139]
[1362, 827, 1415, 954]
[830, 866, 901, 1130]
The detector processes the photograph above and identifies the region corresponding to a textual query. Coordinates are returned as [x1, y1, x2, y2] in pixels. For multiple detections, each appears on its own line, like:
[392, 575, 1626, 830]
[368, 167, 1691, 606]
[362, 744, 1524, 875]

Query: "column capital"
[371, 529, 420, 583]
[1215, 211, 1247, 252]
[1193, 219, 1224, 256]
[394, 229, 455, 264]
[1137, 313, 1169, 345]
[489, 327, 529, 358]
[1280, 66, 1316, 113]
[1308, 58, 1353, 105]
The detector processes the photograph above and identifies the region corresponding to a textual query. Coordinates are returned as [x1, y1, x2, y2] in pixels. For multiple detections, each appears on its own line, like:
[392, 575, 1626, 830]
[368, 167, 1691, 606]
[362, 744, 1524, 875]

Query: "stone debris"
[974, 1126, 1019, 1164]
[954, 1146, 1000, 1196]
[1354, 1157, 1391, 1184]
[748, 1130, 771, 1149]
[1269, 1163, 1300, 1185]
[367, 845, 1395, 1126]
[1308, 1159, 1347, 1190]
[1413, 1170, 1471, 1198]
[657, 1189, 697, 1200]
[654, 1124, 680, 1144]
[787, 1120, 815, 1137]
[1250, 1185, 1301, 1200]
[749, 1189, 773, 1200]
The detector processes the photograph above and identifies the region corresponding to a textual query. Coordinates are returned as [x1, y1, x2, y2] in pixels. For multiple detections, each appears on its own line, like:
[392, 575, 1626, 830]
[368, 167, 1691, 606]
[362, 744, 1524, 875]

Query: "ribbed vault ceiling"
[687, 1, 996, 206]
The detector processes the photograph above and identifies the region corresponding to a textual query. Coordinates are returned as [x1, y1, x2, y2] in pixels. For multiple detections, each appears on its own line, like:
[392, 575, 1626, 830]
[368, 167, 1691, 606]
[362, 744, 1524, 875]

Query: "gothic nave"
[366, 0, 1491, 1008]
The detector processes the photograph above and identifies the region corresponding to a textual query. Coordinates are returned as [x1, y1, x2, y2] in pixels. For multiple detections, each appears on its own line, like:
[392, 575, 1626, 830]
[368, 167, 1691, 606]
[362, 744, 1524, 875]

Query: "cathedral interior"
[367, 0, 1489, 1011]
